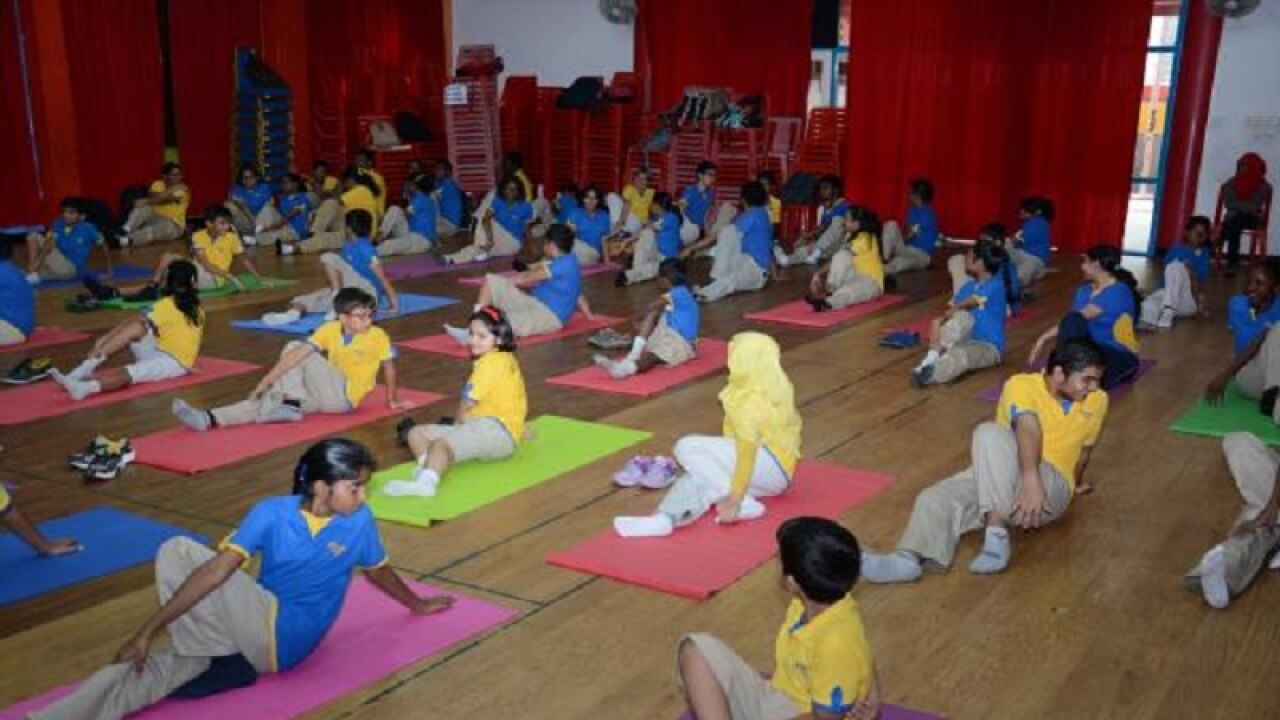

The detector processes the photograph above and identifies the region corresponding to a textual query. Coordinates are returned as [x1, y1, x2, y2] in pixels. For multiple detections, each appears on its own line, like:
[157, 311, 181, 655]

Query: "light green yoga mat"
[94, 275, 298, 309]
[1170, 382, 1280, 444]
[368, 416, 652, 526]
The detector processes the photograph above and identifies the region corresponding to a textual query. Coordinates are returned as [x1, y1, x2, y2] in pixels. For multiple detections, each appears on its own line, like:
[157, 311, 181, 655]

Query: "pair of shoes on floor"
[70, 436, 136, 481]
[5, 357, 54, 385]
[612, 455, 679, 489]
[879, 330, 921, 349]
[587, 328, 633, 350]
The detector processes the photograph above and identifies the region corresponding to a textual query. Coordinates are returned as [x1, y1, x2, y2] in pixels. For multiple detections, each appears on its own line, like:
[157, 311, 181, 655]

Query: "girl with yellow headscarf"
[614, 332, 802, 537]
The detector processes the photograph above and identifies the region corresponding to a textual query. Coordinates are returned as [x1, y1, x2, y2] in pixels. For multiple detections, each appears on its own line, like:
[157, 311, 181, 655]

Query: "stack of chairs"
[445, 45, 503, 196]
[234, 48, 294, 187]
[794, 107, 846, 177]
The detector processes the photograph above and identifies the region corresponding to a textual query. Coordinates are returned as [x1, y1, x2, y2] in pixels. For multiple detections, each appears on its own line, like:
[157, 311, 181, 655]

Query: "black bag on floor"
[395, 111, 433, 143]
[557, 77, 604, 110]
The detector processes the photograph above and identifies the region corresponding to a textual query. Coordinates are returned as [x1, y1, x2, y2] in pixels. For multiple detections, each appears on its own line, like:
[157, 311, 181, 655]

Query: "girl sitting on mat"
[445, 176, 533, 265]
[614, 331, 800, 537]
[1139, 215, 1212, 330]
[911, 239, 1014, 387]
[1029, 245, 1141, 391]
[804, 205, 886, 313]
[948, 223, 1021, 306]
[615, 192, 682, 287]
[51, 260, 204, 401]
[594, 259, 700, 380]
[567, 185, 611, 265]
[383, 307, 527, 498]
[28, 439, 452, 720]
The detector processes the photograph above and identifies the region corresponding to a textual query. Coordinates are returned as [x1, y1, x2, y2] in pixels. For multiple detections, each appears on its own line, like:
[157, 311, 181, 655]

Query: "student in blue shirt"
[698, 181, 774, 302]
[446, 223, 593, 341]
[1006, 195, 1054, 287]
[567, 185, 611, 265]
[617, 192, 682, 287]
[225, 165, 275, 246]
[1140, 215, 1212, 330]
[912, 240, 1014, 387]
[1030, 245, 1141, 390]
[0, 237, 35, 346]
[552, 182, 580, 224]
[30, 439, 453, 720]
[884, 178, 938, 274]
[595, 259, 700, 379]
[1205, 261, 1280, 419]
[433, 159, 466, 237]
[257, 174, 314, 251]
[23, 197, 111, 284]
[377, 175, 437, 257]
[446, 176, 531, 264]
[678, 161, 719, 246]
[949, 223, 1022, 308]
[778, 175, 849, 267]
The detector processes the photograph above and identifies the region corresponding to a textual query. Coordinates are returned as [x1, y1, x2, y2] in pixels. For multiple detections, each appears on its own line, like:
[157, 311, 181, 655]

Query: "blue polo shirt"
[1020, 216, 1051, 262]
[554, 195, 580, 223]
[231, 183, 274, 216]
[681, 185, 714, 226]
[955, 275, 1008, 354]
[568, 208, 610, 255]
[1229, 295, 1280, 355]
[436, 176, 464, 226]
[820, 199, 850, 228]
[342, 236, 385, 300]
[492, 197, 533, 239]
[737, 206, 774, 272]
[1163, 243, 1211, 285]
[906, 205, 939, 255]
[0, 260, 35, 335]
[663, 285, 699, 343]
[1071, 282, 1138, 354]
[656, 211, 682, 259]
[408, 191, 438, 241]
[531, 253, 582, 324]
[279, 193, 313, 239]
[51, 218, 99, 272]
[222, 496, 388, 671]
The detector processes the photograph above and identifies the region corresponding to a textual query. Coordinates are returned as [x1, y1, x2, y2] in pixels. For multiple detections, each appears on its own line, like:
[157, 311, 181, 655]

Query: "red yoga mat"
[456, 262, 622, 286]
[0, 326, 91, 354]
[0, 578, 517, 720]
[547, 462, 895, 600]
[745, 295, 909, 329]
[881, 305, 1044, 338]
[0, 357, 258, 427]
[546, 339, 728, 397]
[133, 387, 444, 474]
[399, 314, 623, 358]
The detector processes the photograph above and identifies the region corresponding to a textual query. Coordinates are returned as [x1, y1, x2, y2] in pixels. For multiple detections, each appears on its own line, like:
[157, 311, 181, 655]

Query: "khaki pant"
[27, 232, 80, 279]
[414, 416, 517, 463]
[302, 198, 346, 253]
[897, 422, 1072, 569]
[826, 248, 882, 309]
[624, 228, 662, 285]
[947, 253, 970, 296]
[681, 203, 738, 247]
[486, 273, 563, 337]
[377, 206, 432, 257]
[698, 225, 768, 302]
[31, 537, 275, 720]
[571, 240, 600, 265]
[225, 203, 274, 237]
[676, 634, 800, 720]
[289, 254, 379, 313]
[1008, 247, 1046, 287]
[256, 205, 301, 248]
[647, 319, 696, 366]
[124, 206, 183, 246]
[210, 342, 352, 426]
[882, 220, 931, 273]
[929, 312, 1002, 385]
[0, 318, 26, 346]
[436, 214, 460, 237]
[787, 215, 845, 264]
[448, 219, 521, 264]
[1183, 433, 1280, 599]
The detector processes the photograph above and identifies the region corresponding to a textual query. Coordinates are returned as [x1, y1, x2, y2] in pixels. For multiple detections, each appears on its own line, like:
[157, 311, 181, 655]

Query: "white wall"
[1195, 2, 1280, 227]
[451, 0, 634, 89]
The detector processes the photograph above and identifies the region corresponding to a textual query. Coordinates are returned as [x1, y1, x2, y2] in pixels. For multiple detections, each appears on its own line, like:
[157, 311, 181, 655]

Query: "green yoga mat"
[368, 416, 652, 526]
[1170, 383, 1280, 444]
[93, 275, 298, 309]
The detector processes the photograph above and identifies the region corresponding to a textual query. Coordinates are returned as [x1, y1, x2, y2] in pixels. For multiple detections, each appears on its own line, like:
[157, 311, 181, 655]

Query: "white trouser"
[1140, 261, 1197, 326]
[656, 435, 790, 527]
[605, 193, 644, 234]
[698, 225, 768, 302]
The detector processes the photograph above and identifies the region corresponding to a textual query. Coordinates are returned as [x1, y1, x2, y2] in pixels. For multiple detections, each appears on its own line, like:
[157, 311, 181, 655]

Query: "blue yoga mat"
[0, 507, 205, 607]
[36, 264, 152, 290]
[231, 293, 459, 335]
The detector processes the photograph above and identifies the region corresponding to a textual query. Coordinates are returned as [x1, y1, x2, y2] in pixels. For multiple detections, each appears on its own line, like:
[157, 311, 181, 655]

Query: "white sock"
[916, 349, 941, 371]
[969, 526, 1012, 574]
[473, 303, 483, 313]
[608, 358, 638, 379]
[69, 356, 104, 382]
[382, 467, 440, 498]
[736, 495, 766, 521]
[66, 379, 100, 401]
[861, 550, 923, 584]
[1200, 545, 1230, 609]
[627, 336, 646, 361]
[613, 513, 675, 538]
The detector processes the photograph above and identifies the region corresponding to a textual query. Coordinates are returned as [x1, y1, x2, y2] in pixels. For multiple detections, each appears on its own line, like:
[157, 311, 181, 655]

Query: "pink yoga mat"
[881, 305, 1044, 338]
[0, 578, 517, 720]
[547, 462, 895, 600]
[399, 314, 623, 359]
[745, 295, 909, 329]
[457, 262, 622, 286]
[546, 339, 728, 397]
[133, 387, 444, 474]
[679, 705, 942, 720]
[976, 358, 1157, 402]
[0, 357, 258, 427]
[0, 326, 91, 354]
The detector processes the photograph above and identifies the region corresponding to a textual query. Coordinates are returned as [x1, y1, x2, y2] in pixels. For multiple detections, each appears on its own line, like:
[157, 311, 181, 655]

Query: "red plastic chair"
[1212, 184, 1272, 267]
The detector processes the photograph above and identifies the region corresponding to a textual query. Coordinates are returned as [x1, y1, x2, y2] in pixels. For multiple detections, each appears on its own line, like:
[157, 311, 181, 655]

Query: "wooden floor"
[3, 236, 1279, 720]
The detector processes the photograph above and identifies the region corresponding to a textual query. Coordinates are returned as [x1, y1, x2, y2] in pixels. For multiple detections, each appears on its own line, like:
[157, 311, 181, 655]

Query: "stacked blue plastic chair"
[234, 48, 293, 188]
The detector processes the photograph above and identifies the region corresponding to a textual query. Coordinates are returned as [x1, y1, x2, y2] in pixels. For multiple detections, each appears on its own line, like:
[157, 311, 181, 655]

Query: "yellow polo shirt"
[148, 180, 190, 227]
[515, 169, 534, 202]
[768, 196, 782, 224]
[191, 229, 243, 282]
[772, 595, 873, 715]
[996, 373, 1109, 490]
[464, 351, 527, 441]
[622, 184, 654, 223]
[362, 169, 387, 217]
[341, 185, 379, 225]
[307, 321, 394, 407]
[146, 297, 203, 369]
[849, 231, 884, 291]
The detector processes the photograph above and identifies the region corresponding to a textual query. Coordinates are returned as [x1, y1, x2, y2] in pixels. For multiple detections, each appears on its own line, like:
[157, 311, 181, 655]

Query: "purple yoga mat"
[976, 358, 1157, 402]
[382, 255, 504, 280]
[678, 704, 943, 720]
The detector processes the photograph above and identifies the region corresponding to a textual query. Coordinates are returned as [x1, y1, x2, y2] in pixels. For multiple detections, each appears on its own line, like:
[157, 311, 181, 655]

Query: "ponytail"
[291, 438, 377, 497]
[163, 260, 203, 327]
[1087, 244, 1142, 310]
[846, 206, 883, 261]
[975, 240, 1018, 315]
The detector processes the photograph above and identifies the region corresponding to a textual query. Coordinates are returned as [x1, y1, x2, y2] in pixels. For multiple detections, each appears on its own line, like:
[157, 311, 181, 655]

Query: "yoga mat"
[0, 327, 90, 354]
[0, 578, 517, 720]
[976, 358, 1157, 402]
[399, 314, 622, 359]
[678, 705, 942, 720]
[368, 416, 651, 526]
[1171, 382, 1280, 444]
[231, 294, 459, 336]
[545, 339, 729, 397]
[0, 507, 205, 607]
[745, 295, 909, 329]
[456, 262, 621, 286]
[881, 305, 1044, 338]
[547, 462, 895, 600]
[36, 264, 151, 290]
[0, 357, 258, 427]
[383, 255, 503, 281]
[133, 387, 444, 474]
[98, 276, 301, 310]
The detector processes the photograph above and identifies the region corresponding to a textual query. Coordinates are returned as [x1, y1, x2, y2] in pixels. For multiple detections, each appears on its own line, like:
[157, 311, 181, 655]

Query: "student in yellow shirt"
[678, 517, 879, 720]
[294, 167, 381, 255]
[52, 261, 205, 400]
[607, 168, 655, 238]
[805, 205, 885, 312]
[144, 206, 262, 294]
[308, 161, 340, 208]
[119, 163, 190, 247]
[355, 150, 388, 219]
[172, 288, 410, 431]
[383, 307, 527, 498]
[862, 340, 1109, 583]
[759, 169, 782, 228]
[0, 484, 80, 557]
[615, 332, 801, 537]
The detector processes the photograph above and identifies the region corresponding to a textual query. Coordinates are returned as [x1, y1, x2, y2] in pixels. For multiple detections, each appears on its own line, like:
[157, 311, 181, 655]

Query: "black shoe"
[804, 295, 831, 312]
[65, 294, 102, 313]
[395, 416, 416, 447]
[84, 438, 135, 481]
[5, 357, 54, 385]
[512, 258, 529, 273]
[614, 271, 628, 288]
[82, 275, 120, 301]
[69, 435, 111, 470]
[170, 653, 258, 699]
[1262, 388, 1278, 418]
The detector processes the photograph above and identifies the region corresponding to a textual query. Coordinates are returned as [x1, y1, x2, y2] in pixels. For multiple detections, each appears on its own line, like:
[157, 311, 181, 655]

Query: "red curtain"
[636, 0, 814, 118]
[0, 2, 44, 224]
[844, 0, 1149, 252]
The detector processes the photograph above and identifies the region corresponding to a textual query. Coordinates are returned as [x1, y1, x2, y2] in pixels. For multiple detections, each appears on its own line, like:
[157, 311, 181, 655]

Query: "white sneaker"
[1156, 306, 1175, 329]
[25, 272, 41, 285]
[804, 249, 821, 265]
[261, 310, 301, 326]
[241, 235, 257, 247]
[279, 244, 297, 256]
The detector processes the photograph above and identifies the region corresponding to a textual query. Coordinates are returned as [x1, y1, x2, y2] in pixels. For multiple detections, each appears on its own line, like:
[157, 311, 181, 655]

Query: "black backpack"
[781, 173, 818, 205]
[395, 111, 433, 143]
[557, 77, 604, 110]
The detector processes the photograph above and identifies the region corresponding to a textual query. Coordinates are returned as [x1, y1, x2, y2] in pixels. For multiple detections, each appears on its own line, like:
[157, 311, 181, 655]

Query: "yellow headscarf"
[719, 332, 802, 468]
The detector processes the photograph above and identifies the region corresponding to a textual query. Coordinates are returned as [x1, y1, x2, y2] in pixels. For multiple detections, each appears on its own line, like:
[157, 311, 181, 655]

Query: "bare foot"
[1074, 483, 1095, 496]
[41, 538, 83, 557]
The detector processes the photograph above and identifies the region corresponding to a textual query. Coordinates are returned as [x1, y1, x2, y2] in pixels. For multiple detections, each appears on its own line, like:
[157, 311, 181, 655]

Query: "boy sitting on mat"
[172, 287, 410, 431]
[685, 181, 775, 303]
[28, 439, 452, 720]
[1, 484, 80, 557]
[677, 517, 880, 720]
[1204, 261, 1280, 421]
[593, 259, 700, 380]
[23, 197, 112, 285]
[861, 340, 1108, 583]
[444, 223, 593, 343]
[0, 236, 36, 347]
